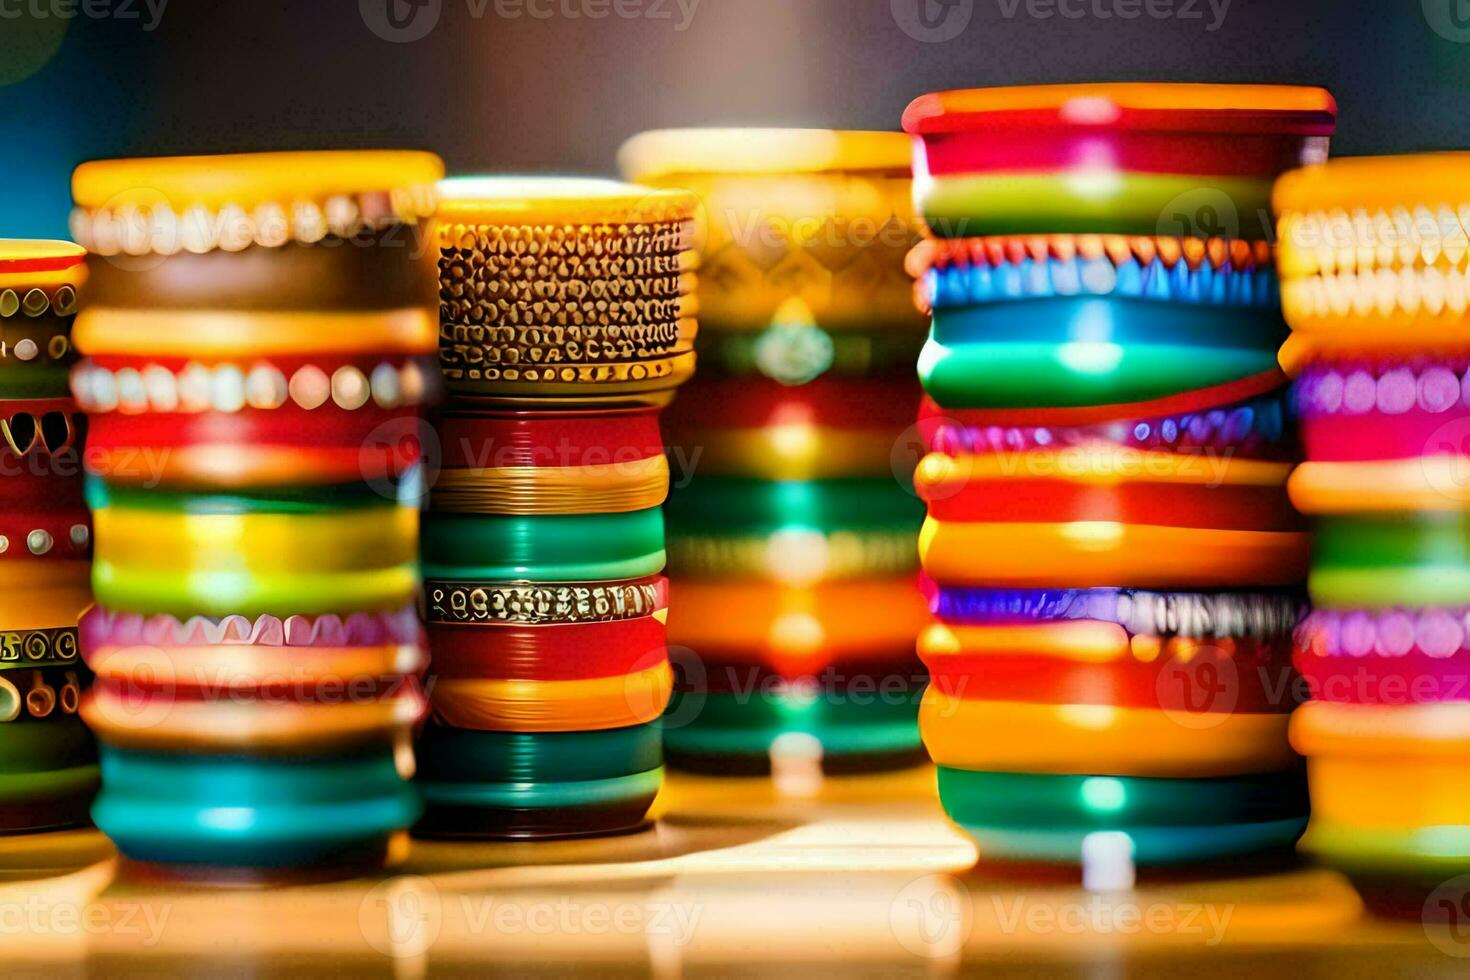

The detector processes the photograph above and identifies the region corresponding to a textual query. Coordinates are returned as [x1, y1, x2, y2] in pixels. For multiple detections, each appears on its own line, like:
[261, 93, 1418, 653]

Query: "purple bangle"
[931, 587, 1303, 640]
[1295, 609, 1470, 703]
[1297, 360, 1470, 462]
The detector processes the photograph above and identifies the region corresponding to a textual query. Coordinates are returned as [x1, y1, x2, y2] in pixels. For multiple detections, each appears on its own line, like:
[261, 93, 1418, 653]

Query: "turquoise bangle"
[419, 767, 663, 811]
[665, 478, 925, 535]
[954, 819, 1308, 866]
[93, 748, 420, 869]
[416, 724, 663, 785]
[919, 336, 1277, 409]
[664, 688, 923, 759]
[1311, 513, 1470, 609]
[931, 298, 1286, 351]
[422, 509, 666, 582]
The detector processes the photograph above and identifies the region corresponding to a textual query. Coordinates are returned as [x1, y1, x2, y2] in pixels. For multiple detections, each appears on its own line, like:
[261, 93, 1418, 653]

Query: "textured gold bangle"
[438, 221, 694, 258]
[437, 293, 696, 329]
[440, 272, 694, 316]
[429, 456, 670, 515]
[425, 578, 667, 626]
[0, 627, 80, 671]
[445, 251, 696, 283]
[439, 320, 693, 374]
[443, 349, 695, 392]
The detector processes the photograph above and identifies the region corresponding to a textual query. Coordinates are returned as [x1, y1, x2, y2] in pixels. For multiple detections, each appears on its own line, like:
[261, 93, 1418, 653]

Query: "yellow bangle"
[920, 691, 1295, 777]
[917, 448, 1292, 490]
[429, 662, 672, 733]
[93, 505, 416, 574]
[1290, 459, 1470, 513]
[1291, 701, 1470, 757]
[919, 519, 1309, 588]
[0, 561, 92, 631]
[82, 686, 425, 754]
[676, 426, 902, 480]
[429, 456, 669, 515]
[1305, 756, 1470, 831]
[74, 307, 437, 358]
[920, 621, 1131, 664]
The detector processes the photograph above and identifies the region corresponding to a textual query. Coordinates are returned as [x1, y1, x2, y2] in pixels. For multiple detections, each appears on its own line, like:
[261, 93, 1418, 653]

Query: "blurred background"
[3, 0, 1468, 235]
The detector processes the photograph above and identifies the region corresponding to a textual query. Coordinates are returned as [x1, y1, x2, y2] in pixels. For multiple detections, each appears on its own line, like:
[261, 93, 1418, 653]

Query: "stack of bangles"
[68, 151, 443, 879]
[415, 179, 696, 838]
[1276, 155, 1470, 911]
[0, 240, 96, 835]
[904, 83, 1336, 869]
[620, 130, 931, 775]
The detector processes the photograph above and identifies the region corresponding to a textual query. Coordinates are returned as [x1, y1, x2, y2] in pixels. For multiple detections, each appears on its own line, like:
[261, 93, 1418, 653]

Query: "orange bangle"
[74, 307, 437, 358]
[428, 662, 672, 733]
[919, 519, 1309, 588]
[1305, 755, 1470, 831]
[86, 643, 426, 692]
[921, 691, 1295, 777]
[0, 561, 92, 631]
[1291, 701, 1470, 758]
[1290, 459, 1470, 514]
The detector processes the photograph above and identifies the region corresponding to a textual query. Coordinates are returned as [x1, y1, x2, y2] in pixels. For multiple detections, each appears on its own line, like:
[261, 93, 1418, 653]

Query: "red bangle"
[919, 129, 1305, 178]
[926, 639, 1298, 714]
[921, 478, 1302, 531]
[436, 406, 664, 469]
[672, 376, 922, 430]
[428, 616, 668, 682]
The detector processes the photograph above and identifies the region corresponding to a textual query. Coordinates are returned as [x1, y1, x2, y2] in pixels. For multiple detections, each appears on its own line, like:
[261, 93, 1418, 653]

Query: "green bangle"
[0, 363, 71, 400]
[419, 767, 663, 811]
[422, 509, 666, 582]
[94, 748, 421, 869]
[951, 819, 1307, 866]
[1311, 513, 1470, 609]
[0, 715, 94, 773]
[1300, 820, 1470, 879]
[919, 172, 1275, 239]
[415, 724, 663, 785]
[919, 337, 1277, 409]
[92, 561, 418, 619]
[663, 688, 923, 759]
[87, 478, 398, 514]
[665, 478, 925, 535]
[0, 763, 99, 803]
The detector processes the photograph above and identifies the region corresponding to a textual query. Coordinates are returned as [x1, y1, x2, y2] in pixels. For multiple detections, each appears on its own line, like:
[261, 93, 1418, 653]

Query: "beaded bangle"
[930, 587, 1302, 638]
[919, 519, 1309, 589]
[920, 691, 1295, 777]
[429, 661, 672, 733]
[424, 575, 666, 627]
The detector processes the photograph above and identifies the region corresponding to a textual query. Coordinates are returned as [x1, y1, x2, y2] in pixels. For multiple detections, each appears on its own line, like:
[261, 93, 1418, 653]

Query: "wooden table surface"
[1, 767, 1461, 977]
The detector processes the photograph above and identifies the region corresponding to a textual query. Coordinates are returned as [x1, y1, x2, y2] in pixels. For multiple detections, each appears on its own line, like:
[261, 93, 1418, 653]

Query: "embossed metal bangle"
[440, 349, 696, 403]
[423, 576, 668, 626]
[429, 661, 672, 733]
[0, 627, 80, 670]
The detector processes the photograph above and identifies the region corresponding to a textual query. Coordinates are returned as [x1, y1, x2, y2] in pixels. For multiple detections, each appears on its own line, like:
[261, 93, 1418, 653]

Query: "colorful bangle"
[429, 455, 669, 515]
[920, 318, 1281, 410]
[936, 767, 1306, 866]
[1291, 700, 1470, 758]
[80, 604, 423, 648]
[0, 560, 92, 631]
[666, 477, 925, 536]
[922, 386, 1292, 461]
[919, 518, 1309, 589]
[74, 307, 438, 359]
[924, 258, 1281, 312]
[428, 616, 667, 682]
[915, 450, 1299, 530]
[416, 722, 663, 784]
[93, 746, 420, 869]
[428, 661, 672, 733]
[1296, 360, 1470, 462]
[436, 406, 664, 469]
[920, 691, 1296, 777]
[666, 576, 931, 667]
[929, 588, 1302, 638]
[422, 509, 665, 583]
[665, 527, 919, 584]
[424, 576, 666, 626]
[1308, 512, 1470, 609]
[0, 626, 81, 670]
[1304, 754, 1470, 830]
[91, 499, 418, 617]
[83, 681, 425, 754]
[1290, 459, 1470, 514]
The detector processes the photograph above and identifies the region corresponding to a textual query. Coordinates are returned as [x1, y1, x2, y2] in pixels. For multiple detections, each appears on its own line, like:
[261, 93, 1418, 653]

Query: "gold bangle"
[448, 249, 696, 282]
[437, 293, 696, 329]
[429, 662, 672, 733]
[438, 220, 693, 257]
[82, 685, 425, 754]
[443, 350, 696, 397]
[430, 455, 669, 515]
[0, 627, 80, 670]
[438, 318, 695, 374]
[424, 578, 667, 626]
[75, 307, 438, 359]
